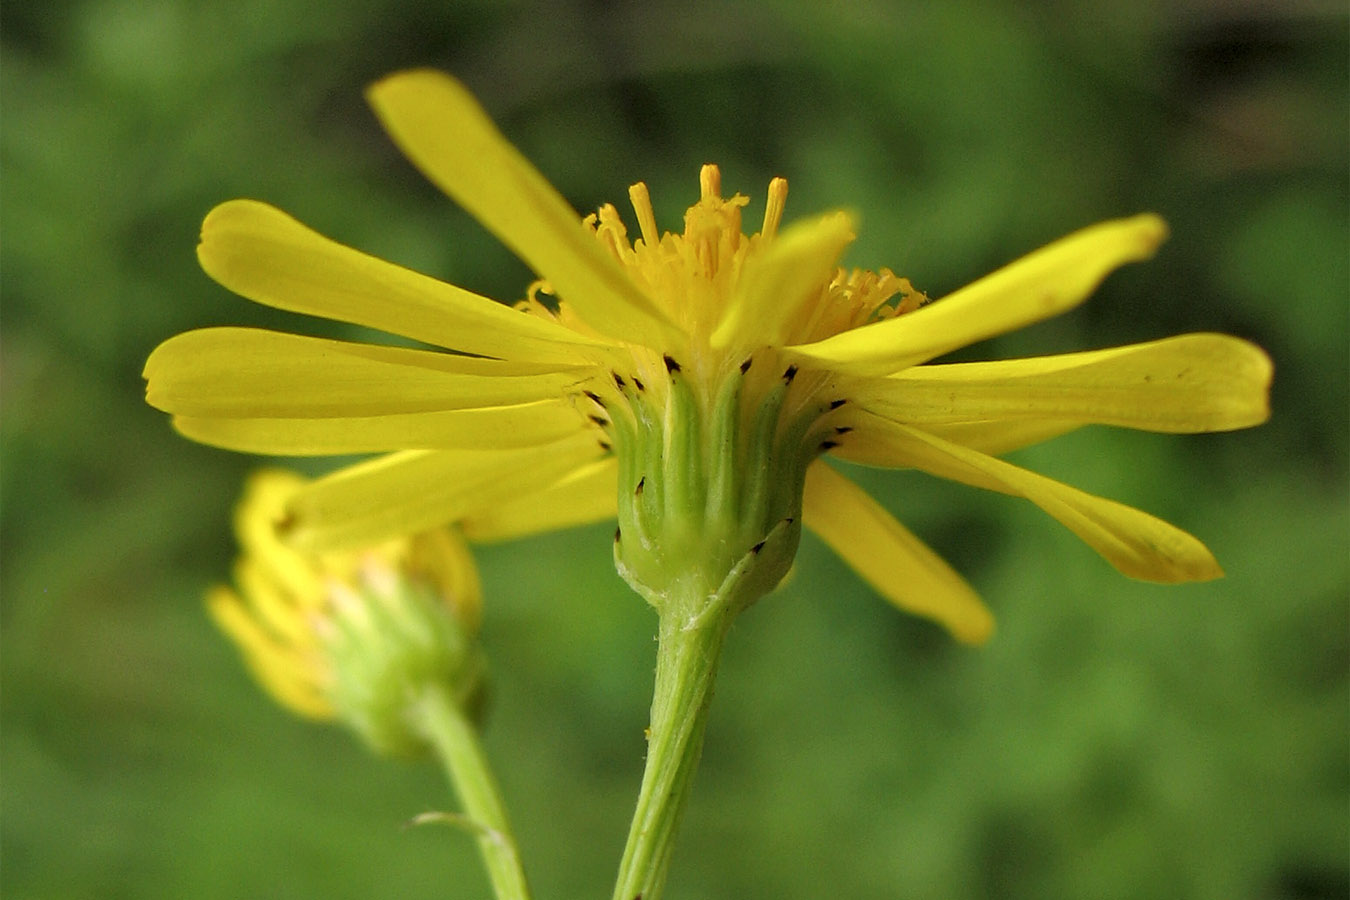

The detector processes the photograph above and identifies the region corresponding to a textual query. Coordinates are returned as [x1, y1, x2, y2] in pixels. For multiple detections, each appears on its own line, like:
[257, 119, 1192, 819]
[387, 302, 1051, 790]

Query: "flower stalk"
[612, 576, 735, 900]
[411, 683, 531, 900]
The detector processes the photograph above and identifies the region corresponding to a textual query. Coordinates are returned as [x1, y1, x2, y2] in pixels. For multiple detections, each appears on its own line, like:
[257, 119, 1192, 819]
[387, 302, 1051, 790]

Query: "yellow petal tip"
[1131, 542, 1224, 584]
[953, 608, 997, 646]
[1100, 213, 1169, 266]
[1132, 212, 1169, 249]
[1249, 344, 1276, 426]
[365, 68, 458, 107]
[1188, 555, 1225, 583]
[196, 199, 279, 283]
[199, 198, 270, 240]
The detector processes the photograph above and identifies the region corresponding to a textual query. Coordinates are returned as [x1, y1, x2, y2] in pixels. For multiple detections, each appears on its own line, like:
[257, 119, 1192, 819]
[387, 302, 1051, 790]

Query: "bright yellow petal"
[206, 586, 333, 719]
[197, 200, 609, 364]
[460, 457, 618, 543]
[145, 327, 584, 417]
[916, 420, 1082, 456]
[836, 414, 1081, 464]
[286, 432, 609, 552]
[232, 469, 327, 602]
[172, 400, 586, 455]
[366, 70, 676, 347]
[801, 461, 993, 644]
[853, 333, 1273, 432]
[232, 557, 314, 648]
[844, 415, 1222, 583]
[712, 211, 855, 350]
[784, 214, 1168, 376]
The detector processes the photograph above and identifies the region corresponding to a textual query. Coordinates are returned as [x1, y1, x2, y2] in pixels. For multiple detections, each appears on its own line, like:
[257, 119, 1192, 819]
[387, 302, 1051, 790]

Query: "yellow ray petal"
[145, 327, 584, 417]
[366, 70, 676, 347]
[917, 420, 1082, 456]
[233, 557, 314, 648]
[784, 214, 1168, 376]
[712, 211, 855, 350]
[172, 400, 586, 455]
[834, 415, 1080, 466]
[286, 432, 609, 552]
[206, 586, 333, 719]
[197, 200, 611, 364]
[853, 333, 1272, 432]
[846, 414, 1222, 582]
[232, 469, 327, 601]
[460, 457, 618, 543]
[802, 461, 994, 644]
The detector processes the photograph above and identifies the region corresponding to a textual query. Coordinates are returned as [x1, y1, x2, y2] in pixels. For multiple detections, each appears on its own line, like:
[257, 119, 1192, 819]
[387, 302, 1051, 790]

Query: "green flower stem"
[413, 684, 531, 900]
[612, 581, 735, 900]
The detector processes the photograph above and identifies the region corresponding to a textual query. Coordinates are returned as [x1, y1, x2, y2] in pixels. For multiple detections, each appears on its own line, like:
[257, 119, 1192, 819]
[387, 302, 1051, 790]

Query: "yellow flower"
[148, 70, 1271, 645]
[209, 468, 484, 755]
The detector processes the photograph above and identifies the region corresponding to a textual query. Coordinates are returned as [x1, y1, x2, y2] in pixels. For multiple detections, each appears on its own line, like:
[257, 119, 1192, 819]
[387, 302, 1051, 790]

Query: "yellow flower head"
[148, 70, 1272, 645]
[209, 468, 484, 754]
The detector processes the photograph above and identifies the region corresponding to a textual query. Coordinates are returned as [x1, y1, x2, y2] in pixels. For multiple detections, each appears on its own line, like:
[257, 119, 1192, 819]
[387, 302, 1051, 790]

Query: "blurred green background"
[3, 0, 1347, 897]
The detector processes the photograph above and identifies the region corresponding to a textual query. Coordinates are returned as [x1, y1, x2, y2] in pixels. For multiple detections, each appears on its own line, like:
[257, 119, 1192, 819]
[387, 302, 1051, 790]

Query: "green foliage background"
[3, 1, 1346, 897]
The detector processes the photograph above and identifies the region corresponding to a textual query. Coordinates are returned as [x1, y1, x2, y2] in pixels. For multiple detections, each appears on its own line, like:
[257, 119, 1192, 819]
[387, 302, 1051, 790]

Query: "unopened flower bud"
[208, 469, 485, 757]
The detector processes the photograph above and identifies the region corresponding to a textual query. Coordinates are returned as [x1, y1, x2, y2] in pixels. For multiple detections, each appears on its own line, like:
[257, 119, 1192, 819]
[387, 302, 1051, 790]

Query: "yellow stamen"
[761, 177, 788, 240]
[629, 183, 660, 248]
[699, 164, 721, 200]
[592, 203, 630, 261]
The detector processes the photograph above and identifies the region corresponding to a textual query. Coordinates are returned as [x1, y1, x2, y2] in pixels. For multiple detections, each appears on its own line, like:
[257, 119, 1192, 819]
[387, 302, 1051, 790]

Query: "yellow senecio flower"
[209, 468, 484, 753]
[148, 70, 1272, 646]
